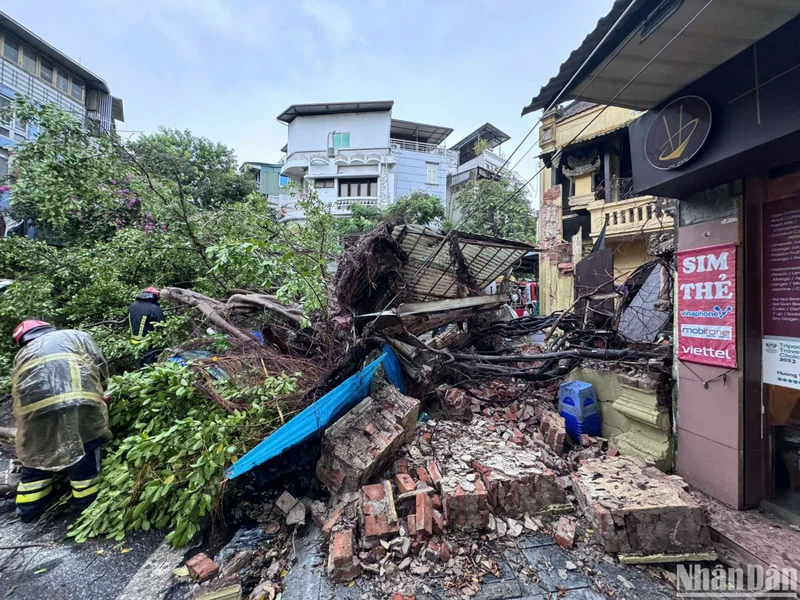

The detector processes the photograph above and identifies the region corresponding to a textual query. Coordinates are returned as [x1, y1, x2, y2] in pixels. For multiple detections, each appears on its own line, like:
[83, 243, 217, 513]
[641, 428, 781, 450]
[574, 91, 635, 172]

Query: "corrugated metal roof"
[392, 224, 537, 302]
[277, 101, 394, 124]
[390, 119, 453, 146]
[450, 123, 511, 151]
[538, 122, 630, 160]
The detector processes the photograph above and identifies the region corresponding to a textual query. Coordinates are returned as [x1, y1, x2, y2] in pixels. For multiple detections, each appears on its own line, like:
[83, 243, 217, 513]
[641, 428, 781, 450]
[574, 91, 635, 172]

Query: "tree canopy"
[451, 176, 538, 243]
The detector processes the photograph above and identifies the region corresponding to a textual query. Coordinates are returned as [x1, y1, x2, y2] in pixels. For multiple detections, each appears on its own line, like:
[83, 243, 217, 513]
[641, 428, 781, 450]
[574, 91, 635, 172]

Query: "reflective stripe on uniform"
[17, 478, 54, 492]
[15, 391, 104, 416]
[72, 485, 99, 499]
[70, 477, 98, 490]
[130, 314, 148, 344]
[17, 486, 53, 503]
[11, 353, 81, 386]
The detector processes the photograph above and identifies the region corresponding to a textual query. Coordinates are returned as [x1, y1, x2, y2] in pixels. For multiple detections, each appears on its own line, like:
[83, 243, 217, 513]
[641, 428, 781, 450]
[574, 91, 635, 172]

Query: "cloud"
[299, 0, 366, 47]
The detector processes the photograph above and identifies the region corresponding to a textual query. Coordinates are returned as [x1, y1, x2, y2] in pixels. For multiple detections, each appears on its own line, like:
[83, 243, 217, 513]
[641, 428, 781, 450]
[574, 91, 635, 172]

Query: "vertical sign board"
[677, 244, 738, 368]
[763, 198, 800, 390]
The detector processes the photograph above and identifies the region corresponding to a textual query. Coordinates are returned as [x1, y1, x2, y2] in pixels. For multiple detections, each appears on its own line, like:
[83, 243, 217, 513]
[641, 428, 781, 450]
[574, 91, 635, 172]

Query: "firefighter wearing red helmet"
[10, 320, 111, 522]
[127, 287, 165, 364]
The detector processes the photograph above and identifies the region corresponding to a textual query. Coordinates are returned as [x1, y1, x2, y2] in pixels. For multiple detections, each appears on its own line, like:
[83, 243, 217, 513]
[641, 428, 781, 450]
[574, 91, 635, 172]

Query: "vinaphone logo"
[645, 96, 712, 170]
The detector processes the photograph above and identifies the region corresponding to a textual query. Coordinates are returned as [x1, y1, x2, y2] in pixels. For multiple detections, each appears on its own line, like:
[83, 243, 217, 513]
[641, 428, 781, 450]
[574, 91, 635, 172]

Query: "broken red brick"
[362, 483, 385, 502]
[406, 514, 416, 535]
[607, 446, 619, 457]
[186, 553, 219, 582]
[332, 529, 354, 568]
[364, 514, 398, 543]
[416, 466, 431, 484]
[421, 432, 432, 444]
[394, 473, 416, 495]
[363, 423, 379, 436]
[427, 461, 443, 490]
[432, 509, 445, 535]
[440, 541, 451, 563]
[431, 494, 443, 512]
[554, 517, 576, 549]
[581, 434, 592, 447]
[321, 504, 344, 539]
[415, 492, 433, 538]
[328, 529, 361, 582]
[361, 482, 399, 544]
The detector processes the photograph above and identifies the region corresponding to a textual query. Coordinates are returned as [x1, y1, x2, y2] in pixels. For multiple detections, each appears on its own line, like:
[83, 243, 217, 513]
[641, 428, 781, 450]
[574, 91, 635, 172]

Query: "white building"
[277, 101, 456, 220]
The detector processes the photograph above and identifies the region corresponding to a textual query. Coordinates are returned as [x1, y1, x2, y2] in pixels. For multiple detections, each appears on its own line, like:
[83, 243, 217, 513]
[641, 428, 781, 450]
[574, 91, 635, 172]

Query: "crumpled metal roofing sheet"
[392, 224, 537, 302]
[225, 346, 405, 480]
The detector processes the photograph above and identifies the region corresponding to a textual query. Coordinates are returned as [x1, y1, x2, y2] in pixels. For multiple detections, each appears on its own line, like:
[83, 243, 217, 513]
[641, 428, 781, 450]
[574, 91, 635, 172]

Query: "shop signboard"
[677, 243, 737, 368]
[763, 337, 800, 390]
[763, 197, 800, 389]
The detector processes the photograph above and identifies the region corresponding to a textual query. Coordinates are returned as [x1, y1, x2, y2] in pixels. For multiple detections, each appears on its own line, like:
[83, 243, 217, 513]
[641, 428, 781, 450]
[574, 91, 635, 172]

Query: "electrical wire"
[371, 0, 715, 322]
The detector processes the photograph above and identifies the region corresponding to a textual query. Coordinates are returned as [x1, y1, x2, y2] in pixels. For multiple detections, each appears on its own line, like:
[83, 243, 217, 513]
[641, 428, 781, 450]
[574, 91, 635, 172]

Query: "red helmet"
[143, 287, 160, 299]
[13, 320, 52, 346]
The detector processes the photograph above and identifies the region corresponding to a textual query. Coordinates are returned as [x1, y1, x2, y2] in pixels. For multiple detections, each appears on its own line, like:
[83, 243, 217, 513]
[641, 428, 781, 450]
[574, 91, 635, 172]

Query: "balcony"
[280, 148, 392, 176]
[389, 138, 448, 156]
[595, 177, 637, 203]
[588, 194, 674, 240]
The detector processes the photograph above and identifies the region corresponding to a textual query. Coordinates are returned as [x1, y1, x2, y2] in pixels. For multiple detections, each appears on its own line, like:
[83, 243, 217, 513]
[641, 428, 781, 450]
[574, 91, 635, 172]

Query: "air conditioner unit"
[86, 90, 100, 111]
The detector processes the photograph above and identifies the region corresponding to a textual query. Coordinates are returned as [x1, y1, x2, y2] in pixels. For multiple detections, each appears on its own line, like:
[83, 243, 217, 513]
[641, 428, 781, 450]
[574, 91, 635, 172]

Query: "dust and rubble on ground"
[2, 223, 698, 599]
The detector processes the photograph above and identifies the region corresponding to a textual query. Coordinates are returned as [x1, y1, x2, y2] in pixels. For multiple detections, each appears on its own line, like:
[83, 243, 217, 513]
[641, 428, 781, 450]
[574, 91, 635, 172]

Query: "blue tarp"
[225, 346, 405, 480]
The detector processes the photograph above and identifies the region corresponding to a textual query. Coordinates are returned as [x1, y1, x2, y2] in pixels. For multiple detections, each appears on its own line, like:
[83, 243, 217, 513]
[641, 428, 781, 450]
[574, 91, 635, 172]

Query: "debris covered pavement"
[0, 223, 705, 599]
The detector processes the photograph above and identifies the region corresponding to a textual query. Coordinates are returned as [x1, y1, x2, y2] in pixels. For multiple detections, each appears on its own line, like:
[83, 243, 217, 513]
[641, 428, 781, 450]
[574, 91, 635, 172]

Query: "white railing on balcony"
[389, 138, 447, 156]
[335, 197, 378, 211]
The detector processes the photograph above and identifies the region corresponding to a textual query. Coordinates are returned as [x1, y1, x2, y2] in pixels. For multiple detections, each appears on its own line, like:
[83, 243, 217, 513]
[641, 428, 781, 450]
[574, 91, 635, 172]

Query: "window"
[0, 151, 7, 181]
[279, 175, 289, 187]
[70, 77, 85, 102]
[338, 177, 377, 198]
[2, 35, 19, 63]
[56, 67, 70, 93]
[426, 162, 438, 185]
[22, 47, 37, 73]
[332, 132, 350, 149]
[314, 178, 335, 189]
[39, 57, 54, 84]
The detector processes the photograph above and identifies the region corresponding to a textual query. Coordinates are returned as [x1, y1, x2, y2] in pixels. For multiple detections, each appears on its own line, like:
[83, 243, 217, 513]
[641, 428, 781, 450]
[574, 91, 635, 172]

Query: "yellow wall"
[554, 105, 640, 149]
[574, 173, 592, 196]
[608, 238, 648, 281]
[539, 259, 574, 315]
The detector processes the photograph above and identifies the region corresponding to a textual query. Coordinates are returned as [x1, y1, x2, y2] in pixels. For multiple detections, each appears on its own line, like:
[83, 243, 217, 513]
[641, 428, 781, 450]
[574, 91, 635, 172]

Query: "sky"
[3, 0, 614, 205]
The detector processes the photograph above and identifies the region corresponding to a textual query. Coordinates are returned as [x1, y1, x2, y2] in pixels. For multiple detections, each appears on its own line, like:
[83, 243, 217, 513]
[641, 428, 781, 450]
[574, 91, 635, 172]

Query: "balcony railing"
[590, 195, 674, 239]
[389, 138, 447, 155]
[335, 197, 378, 211]
[595, 177, 636, 202]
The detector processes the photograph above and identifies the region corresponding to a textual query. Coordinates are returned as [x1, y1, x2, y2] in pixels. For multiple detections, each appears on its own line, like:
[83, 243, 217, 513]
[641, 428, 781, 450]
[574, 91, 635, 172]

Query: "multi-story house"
[0, 10, 124, 231]
[446, 122, 513, 223]
[276, 101, 456, 221]
[536, 101, 674, 314]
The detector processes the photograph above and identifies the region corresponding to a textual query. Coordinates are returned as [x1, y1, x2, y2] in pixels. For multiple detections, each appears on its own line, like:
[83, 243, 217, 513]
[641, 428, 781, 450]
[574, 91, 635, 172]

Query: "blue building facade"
[393, 148, 451, 205]
[0, 10, 124, 231]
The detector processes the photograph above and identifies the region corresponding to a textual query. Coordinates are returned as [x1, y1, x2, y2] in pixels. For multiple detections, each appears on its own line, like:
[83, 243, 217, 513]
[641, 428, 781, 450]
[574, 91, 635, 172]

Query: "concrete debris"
[572, 456, 712, 555]
[316, 385, 420, 494]
[275, 491, 298, 515]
